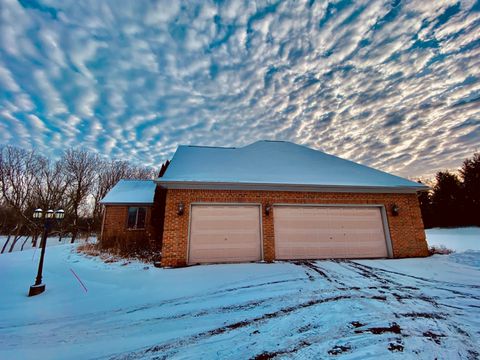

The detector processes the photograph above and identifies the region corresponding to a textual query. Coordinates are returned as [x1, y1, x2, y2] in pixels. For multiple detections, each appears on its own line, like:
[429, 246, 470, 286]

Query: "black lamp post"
[28, 208, 65, 297]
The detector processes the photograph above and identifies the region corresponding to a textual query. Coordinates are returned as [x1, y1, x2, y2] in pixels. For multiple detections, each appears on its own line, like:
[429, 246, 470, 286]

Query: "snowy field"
[426, 227, 480, 252]
[0, 229, 479, 359]
[0, 235, 95, 253]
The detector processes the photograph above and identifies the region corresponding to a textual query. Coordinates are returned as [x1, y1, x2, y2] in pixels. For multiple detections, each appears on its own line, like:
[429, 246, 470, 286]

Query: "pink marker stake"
[70, 268, 88, 293]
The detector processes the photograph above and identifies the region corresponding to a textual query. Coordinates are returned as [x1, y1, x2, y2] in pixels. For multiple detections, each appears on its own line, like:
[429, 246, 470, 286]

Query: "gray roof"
[157, 141, 427, 193]
[100, 180, 156, 205]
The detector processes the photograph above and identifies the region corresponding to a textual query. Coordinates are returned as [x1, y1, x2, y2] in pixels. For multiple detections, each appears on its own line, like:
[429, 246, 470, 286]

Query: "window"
[127, 207, 146, 229]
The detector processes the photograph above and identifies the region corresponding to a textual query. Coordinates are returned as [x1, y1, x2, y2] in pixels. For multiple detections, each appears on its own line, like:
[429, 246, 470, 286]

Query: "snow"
[1, 228, 479, 359]
[100, 179, 156, 204]
[0, 236, 94, 253]
[426, 227, 480, 252]
[159, 140, 427, 190]
[425, 227, 480, 270]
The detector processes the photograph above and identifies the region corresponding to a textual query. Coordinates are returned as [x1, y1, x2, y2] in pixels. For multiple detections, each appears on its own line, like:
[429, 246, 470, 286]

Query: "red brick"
[160, 189, 429, 267]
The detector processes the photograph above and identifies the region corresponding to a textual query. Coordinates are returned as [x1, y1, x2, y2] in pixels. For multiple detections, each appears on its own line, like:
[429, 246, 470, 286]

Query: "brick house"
[100, 180, 157, 249]
[101, 140, 429, 267]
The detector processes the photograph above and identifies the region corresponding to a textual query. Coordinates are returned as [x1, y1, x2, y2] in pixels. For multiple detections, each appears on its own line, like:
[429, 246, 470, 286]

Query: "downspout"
[100, 205, 107, 244]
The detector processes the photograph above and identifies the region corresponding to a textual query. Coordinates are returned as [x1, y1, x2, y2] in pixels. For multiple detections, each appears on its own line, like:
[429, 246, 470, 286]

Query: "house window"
[127, 207, 146, 229]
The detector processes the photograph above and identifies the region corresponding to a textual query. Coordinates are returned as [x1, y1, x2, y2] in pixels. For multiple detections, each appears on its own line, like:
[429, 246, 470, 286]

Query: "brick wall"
[101, 205, 153, 247]
[160, 189, 428, 267]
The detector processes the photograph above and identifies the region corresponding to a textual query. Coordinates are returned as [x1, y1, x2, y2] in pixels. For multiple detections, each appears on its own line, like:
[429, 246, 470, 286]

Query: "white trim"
[100, 205, 107, 241]
[100, 202, 153, 206]
[272, 203, 393, 259]
[187, 203, 193, 264]
[187, 203, 264, 265]
[156, 180, 426, 194]
[380, 206, 394, 258]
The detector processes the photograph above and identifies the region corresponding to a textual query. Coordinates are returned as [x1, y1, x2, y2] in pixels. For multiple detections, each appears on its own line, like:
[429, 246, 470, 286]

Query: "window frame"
[126, 206, 147, 230]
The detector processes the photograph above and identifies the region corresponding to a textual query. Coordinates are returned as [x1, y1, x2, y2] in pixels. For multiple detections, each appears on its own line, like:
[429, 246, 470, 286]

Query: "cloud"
[0, 0, 479, 178]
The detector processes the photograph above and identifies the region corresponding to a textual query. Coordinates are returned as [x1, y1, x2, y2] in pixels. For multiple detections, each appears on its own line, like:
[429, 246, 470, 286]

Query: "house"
[100, 179, 157, 247]
[101, 140, 429, 267]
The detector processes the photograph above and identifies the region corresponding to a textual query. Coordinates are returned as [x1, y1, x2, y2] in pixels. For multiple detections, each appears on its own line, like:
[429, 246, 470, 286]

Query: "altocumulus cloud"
[0, 0, 479, 178]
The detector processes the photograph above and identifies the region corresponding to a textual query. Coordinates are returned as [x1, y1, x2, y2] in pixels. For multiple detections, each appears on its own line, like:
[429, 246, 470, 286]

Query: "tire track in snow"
[108, 293, 398, 360]
[292, 260, 349, 287]
[109, 257, 464, 360]
[0, 277, 306, 331]
[298, 259, 480, 358]
[341, 260, 480, 356]
[350, 261, 480, 289]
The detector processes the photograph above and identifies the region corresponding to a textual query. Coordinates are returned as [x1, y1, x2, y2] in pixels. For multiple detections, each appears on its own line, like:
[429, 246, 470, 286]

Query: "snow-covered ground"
[0, 229, 479, 359]
[426, 227, 480, 252]
[0, 235, 95, 253]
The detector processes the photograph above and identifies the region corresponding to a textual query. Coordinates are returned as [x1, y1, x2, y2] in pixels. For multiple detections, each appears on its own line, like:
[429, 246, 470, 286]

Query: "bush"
[428, 245, 455, 255]
[97, 231, 161, 262]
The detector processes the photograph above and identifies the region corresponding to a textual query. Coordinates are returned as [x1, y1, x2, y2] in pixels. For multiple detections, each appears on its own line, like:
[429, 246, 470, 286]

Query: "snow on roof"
[158, 140, 427, 192]
[100, 179, 156, 205]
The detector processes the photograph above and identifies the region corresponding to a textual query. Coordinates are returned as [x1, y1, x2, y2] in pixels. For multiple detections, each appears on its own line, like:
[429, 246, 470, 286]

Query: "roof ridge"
[185, 145, 236, 149]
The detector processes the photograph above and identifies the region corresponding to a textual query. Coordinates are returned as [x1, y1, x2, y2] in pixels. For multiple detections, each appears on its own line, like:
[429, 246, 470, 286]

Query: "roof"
[100, 180, 156, 205]
[157, 141, 427, 193]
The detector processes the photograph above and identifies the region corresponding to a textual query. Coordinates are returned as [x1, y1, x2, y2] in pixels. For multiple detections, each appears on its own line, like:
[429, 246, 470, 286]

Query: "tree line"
[419, 152, 480, 228]
[0, 145, 155, 253]
[1, 144, 479, 252]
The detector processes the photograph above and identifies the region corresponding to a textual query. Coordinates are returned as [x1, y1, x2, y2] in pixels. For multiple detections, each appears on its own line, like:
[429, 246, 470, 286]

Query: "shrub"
[428, 245, 455, 255]
[95, 232, 160, 263]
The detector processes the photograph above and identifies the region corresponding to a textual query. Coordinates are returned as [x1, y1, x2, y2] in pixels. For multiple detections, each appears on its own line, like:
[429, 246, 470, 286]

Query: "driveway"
[0, 244, 479, 359]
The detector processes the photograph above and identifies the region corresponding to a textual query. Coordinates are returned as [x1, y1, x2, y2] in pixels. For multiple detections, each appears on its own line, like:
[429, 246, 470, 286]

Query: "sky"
[0, 0, 479, 179]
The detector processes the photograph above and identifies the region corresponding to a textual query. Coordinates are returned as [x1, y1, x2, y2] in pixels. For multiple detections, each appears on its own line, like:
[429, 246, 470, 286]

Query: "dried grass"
[428, 245, 455, 255]
[77, 242, 159, 264]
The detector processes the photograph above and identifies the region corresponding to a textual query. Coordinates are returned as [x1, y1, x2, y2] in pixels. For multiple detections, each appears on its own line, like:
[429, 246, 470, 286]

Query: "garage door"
[274, 206, 388, 259]
[189, 205, 262, 264]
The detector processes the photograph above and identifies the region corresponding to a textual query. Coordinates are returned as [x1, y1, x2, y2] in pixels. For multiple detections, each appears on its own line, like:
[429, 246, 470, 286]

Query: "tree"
[92, 160, 154, 229]
[417, 181, 433, 228]
[32, 157, 69, 212]
[430, 171, 465, 227]
[460, 152, 480, 226]
[0, 146, 42, 252]
[0, 144, 158, 251]
[62, 149, 100, 243]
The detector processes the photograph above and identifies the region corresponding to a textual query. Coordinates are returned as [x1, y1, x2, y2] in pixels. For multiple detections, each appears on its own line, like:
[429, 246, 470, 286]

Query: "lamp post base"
[28, 283, 46, 297]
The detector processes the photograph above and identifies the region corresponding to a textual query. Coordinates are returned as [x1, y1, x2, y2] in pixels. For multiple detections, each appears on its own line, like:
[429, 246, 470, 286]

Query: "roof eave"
[155, 180, 427, 194]
[100, 201, 154, 206]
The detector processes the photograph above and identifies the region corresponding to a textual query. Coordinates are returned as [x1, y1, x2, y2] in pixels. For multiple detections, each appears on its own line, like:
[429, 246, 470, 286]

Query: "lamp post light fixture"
[55, 209, 65, 220]
[391, 204, 400, 216]
[264, 203, 272, 216]
[177, 202, 185, 216]
[28, 208, 65, 297]
[33, 208, 43, 219]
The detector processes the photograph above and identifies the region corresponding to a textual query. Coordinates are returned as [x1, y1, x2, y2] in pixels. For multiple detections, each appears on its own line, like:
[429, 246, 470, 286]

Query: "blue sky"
[0, 0, 479, 178]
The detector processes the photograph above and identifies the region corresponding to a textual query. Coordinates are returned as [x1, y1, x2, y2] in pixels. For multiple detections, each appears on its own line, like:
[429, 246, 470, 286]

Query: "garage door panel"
[274, 206, 388, 259]
[189, 205, 262, 264]
[192, 233, 260, 246]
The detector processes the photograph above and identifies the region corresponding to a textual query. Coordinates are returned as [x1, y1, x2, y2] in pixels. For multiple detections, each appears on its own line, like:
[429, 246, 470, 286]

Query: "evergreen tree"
[460, 153, 480, 225]
[430, 171, 465, 227]
[417, 181, 433, 228]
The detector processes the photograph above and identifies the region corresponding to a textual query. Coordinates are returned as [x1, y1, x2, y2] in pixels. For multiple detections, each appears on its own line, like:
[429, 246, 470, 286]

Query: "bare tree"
[0, 146, 42, 253]
[92, 160, 154, 228]
[33, 157, 69, 210]
[0, 145, 155, 251]
[62, 149, 100, 243]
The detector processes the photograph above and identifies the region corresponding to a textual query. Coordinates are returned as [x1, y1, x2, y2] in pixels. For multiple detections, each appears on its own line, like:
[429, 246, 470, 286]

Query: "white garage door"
[274, 206, 388, 259]
[189, 205, 262, 264]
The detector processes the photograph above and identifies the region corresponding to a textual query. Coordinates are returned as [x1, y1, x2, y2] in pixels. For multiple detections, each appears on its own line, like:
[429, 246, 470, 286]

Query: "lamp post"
[28, 208, 65, 297]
